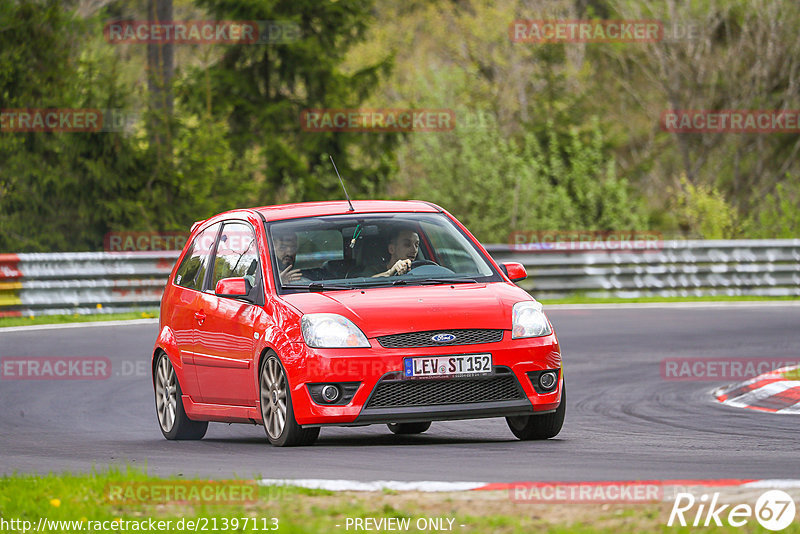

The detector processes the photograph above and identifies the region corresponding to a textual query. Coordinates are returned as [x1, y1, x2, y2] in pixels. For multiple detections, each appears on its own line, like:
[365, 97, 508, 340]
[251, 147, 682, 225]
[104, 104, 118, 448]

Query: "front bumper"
[282, 331, 563, 426]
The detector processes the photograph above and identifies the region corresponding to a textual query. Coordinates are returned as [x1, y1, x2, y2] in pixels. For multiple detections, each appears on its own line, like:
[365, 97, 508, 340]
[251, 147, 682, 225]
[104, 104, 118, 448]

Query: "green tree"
[744, 179, 800, 238]
[182, 0, 394, 204]
[0, 1, 147, 251]
[670, 174, 737, 239]
[400, 110, 646, 242]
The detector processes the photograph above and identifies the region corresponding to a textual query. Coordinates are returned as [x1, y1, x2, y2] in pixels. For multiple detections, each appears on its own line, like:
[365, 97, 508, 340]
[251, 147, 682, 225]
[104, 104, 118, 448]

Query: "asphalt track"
[1, 305, 799, 482]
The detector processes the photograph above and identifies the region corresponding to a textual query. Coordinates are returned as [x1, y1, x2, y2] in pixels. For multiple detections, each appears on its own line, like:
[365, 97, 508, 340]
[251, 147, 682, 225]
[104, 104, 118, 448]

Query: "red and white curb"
[714, 366, 800, 413]
[257, 478, 800, 501]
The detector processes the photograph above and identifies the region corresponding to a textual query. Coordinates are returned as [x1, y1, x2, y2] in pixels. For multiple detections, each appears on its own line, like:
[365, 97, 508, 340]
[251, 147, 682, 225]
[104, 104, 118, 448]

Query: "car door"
[168, 222, 221, 401]
[193, 220, 262, 406]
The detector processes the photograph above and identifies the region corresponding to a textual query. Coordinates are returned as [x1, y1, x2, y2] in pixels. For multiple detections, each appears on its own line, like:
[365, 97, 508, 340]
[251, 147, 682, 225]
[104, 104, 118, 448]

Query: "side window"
[174, 223, 220, 291]
[420, 220, 492, 276]
[211, 222, 260, 290]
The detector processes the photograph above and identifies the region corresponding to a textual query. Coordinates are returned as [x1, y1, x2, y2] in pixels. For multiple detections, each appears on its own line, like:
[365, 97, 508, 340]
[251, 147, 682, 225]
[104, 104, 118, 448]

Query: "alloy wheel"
[155, 355, 177, 433]
[261, 357, 288, 439]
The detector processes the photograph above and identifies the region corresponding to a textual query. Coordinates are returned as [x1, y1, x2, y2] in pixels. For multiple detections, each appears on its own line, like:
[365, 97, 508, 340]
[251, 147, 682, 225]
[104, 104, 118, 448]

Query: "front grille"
[365, 371, 525, 409]
[376, 329, 503, 348]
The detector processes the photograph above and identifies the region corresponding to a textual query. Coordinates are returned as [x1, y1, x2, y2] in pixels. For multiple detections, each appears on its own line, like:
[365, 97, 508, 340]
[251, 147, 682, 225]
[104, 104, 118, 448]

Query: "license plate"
[404, 354, 492, 378]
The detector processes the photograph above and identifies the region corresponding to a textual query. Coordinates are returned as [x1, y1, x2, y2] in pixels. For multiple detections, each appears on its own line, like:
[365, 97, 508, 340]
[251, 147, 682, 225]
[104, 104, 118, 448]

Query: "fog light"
[539, 371, 557, 390]
[321, 385, 340, 403]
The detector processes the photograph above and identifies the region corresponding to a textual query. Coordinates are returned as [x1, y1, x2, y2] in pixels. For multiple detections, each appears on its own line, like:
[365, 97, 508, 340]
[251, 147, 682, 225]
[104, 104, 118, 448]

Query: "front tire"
[506, 382, 566, 440]
[260, 355, 319, 447]
[154, 352, 208, 440]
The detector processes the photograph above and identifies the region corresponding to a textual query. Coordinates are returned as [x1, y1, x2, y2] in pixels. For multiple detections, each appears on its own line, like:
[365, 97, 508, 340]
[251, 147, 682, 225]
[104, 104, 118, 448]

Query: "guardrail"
[0, 252, 178, 317]
[1, 240, 799, 317]
[487, 239, 800, 299]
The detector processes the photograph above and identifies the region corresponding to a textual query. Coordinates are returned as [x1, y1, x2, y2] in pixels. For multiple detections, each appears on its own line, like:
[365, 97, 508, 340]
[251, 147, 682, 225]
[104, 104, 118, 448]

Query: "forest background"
[2, 0, 799, 252]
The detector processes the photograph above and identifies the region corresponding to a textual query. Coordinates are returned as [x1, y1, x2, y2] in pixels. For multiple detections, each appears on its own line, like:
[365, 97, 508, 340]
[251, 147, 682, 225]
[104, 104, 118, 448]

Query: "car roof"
[252, 200, 442, 222]
[189, 200, 445, 233]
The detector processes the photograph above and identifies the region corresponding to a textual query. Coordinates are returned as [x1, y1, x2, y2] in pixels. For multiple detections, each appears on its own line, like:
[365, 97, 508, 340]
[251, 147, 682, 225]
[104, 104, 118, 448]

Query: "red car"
[152, 201, 564, 446]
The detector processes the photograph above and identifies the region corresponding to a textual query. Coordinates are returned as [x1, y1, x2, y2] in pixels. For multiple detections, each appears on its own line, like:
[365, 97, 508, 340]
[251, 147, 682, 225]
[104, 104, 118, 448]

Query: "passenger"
[272, 229, 303, 284]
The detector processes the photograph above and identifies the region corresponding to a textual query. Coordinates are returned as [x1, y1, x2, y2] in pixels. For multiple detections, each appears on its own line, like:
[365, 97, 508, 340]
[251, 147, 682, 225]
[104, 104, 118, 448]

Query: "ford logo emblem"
[431, 333, 456, 343]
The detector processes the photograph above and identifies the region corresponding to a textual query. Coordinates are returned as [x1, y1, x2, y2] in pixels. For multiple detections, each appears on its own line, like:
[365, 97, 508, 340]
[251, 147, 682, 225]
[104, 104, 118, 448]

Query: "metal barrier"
[1, 240, 799, 316]
[486, 239, 800, 299]
[0, 252, 178, 317]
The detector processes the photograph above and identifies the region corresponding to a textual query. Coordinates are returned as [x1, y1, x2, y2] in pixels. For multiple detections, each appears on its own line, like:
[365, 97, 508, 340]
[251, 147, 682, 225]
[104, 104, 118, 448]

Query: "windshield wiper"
[283, 282, 352, 291]
[389, 278, 476, 286]
[416, 278, 477, 285]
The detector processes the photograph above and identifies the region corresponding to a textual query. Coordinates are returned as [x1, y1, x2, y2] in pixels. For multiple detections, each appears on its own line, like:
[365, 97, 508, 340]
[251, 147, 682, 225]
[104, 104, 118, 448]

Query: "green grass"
[2, 294, 799, 329]
[0, 470, 797, 533]
[781, 367, 800, 380]
[0, 310, 158, 328]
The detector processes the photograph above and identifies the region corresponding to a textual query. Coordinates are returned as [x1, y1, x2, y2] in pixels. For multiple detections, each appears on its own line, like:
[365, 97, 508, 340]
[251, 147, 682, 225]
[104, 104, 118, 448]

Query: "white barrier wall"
[1, 240, 799, 316]
[486, 239, 800, 300]
[0, 251, 179, 317]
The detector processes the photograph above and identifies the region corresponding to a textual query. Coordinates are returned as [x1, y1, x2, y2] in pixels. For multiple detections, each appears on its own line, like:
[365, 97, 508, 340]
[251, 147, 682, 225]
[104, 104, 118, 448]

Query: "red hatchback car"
[152, 200, 564, 446]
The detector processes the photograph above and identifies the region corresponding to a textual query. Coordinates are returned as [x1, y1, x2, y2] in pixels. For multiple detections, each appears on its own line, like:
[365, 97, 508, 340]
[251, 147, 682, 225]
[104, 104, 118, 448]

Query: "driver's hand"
[389, 259, 412, 276]
[280, 264, 303, 284]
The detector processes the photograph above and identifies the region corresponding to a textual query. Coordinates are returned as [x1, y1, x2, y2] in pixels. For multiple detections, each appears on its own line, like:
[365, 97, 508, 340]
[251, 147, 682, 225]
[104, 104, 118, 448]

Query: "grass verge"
[0, 311, 158, 328]
[4, 294, 800, 329]
[0, 470, 797, 533]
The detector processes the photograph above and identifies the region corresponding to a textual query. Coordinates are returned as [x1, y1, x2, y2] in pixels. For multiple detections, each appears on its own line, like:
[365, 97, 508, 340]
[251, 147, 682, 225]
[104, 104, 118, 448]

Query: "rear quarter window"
[174, 223, 220, 291]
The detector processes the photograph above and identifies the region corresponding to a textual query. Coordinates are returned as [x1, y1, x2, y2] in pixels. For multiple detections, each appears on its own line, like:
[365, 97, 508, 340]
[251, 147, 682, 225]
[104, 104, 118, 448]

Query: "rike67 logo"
[668, 490, 796, 531]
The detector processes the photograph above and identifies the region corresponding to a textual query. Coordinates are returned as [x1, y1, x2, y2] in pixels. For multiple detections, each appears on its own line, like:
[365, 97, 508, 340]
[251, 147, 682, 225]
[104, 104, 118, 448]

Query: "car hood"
[280, 283, 533, 338]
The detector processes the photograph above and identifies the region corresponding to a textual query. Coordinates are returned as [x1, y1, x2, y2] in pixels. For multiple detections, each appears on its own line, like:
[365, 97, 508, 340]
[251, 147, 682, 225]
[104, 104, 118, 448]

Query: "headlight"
[512, 301, 552, 339]
[301, 313, 370, 348]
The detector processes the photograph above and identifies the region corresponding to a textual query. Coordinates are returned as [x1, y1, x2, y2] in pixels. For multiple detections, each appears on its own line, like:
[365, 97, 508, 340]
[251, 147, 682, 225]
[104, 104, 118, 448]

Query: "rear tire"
[387, 421, 431, 435]
[154, 352, 208, 440]
[260, 355, 319, 447]
[506, 382, 566, 440]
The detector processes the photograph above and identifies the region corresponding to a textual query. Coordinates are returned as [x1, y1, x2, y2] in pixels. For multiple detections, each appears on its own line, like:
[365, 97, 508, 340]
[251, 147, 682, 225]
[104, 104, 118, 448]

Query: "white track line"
[257, 478, 800, 495]
[257, 479, 486, 492]
[0, 318, 158, 333]
[744, 480, 800, 488]
[777, 400, 800, 414]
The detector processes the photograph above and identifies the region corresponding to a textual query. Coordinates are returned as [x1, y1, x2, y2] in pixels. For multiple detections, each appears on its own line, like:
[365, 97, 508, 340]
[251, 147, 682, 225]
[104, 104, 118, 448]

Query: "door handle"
[194, 310, 206, 325]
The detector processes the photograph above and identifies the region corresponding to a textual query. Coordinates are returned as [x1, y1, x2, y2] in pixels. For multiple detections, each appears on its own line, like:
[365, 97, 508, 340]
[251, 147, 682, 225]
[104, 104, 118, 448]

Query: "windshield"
[266, 213, 499, 292]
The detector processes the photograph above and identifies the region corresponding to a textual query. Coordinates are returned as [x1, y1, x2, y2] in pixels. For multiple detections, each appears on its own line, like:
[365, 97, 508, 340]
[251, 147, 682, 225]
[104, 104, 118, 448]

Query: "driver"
[272, 229, 303, 284]
[371, 227, 420, 277]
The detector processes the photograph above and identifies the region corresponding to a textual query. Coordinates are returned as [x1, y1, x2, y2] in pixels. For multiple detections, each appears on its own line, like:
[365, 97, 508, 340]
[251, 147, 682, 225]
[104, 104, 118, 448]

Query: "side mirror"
[501, 262, 527, 282]
[215, 277, 252, 299]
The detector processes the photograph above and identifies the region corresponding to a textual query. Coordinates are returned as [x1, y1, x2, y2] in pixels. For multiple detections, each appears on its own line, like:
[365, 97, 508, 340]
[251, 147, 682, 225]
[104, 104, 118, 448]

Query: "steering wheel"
[410, 260, 438, 269]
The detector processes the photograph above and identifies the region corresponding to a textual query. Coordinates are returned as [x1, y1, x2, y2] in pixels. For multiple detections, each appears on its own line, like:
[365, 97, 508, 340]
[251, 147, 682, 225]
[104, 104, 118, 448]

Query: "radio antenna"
[329, 155, 355, 212]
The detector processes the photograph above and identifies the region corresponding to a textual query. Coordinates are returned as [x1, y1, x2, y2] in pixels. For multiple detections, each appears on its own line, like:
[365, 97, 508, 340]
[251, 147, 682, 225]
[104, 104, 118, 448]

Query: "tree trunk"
[147, 0, 174, 157]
